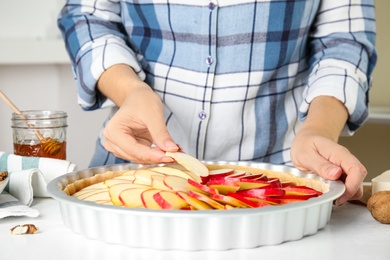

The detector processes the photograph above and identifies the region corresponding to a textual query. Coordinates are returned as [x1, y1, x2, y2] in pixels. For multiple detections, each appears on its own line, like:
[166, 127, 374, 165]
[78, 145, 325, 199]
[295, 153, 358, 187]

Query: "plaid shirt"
[58, 0, 376, 165]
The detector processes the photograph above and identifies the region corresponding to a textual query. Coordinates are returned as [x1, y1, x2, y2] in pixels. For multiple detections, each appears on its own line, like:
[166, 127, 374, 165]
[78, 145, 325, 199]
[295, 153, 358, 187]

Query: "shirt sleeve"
[57, 0, 146, 110]
[299, 0, 377, 133]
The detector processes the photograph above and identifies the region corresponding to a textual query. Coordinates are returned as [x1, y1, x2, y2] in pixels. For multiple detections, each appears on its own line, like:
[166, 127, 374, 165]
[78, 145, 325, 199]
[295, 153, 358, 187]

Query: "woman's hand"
[291, 96, 367, 206]
[291, 127, 366, 206]
[97, 64, 180, 164]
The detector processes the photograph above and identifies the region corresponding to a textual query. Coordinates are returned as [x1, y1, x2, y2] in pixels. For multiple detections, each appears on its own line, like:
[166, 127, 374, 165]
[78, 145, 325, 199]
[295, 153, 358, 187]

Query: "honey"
[13, 141, 67, 160]
[12, 110, 68, 160]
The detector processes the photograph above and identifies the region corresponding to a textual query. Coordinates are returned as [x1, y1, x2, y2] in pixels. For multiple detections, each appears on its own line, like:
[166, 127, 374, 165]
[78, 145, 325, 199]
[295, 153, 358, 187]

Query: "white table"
[0, 198, 389, 260]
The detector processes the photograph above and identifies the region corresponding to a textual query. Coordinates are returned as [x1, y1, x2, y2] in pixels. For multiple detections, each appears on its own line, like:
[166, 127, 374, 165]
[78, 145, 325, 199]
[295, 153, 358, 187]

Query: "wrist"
[300, 96, 348, 141]
[97, 64, 149, 107]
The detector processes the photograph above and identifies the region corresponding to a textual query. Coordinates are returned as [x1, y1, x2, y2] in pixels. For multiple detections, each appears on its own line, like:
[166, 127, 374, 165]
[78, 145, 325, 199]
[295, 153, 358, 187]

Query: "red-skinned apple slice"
[237, 179, 272, 190]
[141, 189, 162, 209]
[187, 190, 225, 209]
[153, 191, 188, 209]
[176, 191, 213, 210]
[280, 180, 293, 187]
[226, 192, 266, 208]
[165, 152, 209, 183]
[206, 177, 240, 194]
[282, 186, 322, 196]
[209, 193, 251, 208]
[187, 179, 218, 195]
[208, 184, 240, 195]
[226, 169, 247, 178]
[245, 196, 281, 205]
[237, 187, 286, 198]
[120, 187, 151, 208]
[209, 168, 235, 178]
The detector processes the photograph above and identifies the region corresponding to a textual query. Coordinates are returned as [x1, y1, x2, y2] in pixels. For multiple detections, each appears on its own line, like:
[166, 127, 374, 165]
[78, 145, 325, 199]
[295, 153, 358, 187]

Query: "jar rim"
[11, 110, 67, 120]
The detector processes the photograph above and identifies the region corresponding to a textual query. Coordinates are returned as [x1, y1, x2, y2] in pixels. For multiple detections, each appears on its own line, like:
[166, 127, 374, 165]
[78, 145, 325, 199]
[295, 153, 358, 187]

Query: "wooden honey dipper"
[0, 90, 62, 156]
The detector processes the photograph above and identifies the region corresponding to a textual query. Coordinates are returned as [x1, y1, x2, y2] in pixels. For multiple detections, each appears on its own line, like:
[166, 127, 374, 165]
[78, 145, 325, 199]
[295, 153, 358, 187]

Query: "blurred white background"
[0, 1, 109, 169]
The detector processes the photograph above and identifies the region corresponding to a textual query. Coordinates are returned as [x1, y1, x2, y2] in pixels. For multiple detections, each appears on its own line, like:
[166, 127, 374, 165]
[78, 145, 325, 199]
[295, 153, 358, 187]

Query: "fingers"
[334, 161, 366, 206]
[101, 89, 179, 164]
[292, 137, 366, 206]
[103, 123, 176, 164]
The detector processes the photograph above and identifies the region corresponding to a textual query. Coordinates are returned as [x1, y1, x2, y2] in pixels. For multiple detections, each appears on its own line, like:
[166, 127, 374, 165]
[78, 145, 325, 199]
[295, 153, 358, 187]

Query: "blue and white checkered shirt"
[58, 0, 376, 165]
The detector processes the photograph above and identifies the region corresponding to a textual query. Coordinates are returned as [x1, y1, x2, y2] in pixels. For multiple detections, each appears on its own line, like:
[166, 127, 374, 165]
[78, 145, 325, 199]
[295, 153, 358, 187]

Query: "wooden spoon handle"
[0, 90, 44, 140]
[0, 90, 26, 118]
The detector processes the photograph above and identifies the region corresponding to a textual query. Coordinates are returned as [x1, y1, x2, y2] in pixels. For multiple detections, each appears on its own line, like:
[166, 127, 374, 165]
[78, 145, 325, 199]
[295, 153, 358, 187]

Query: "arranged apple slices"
[165, 151, 209, 183]
[72, 152, 324, 210]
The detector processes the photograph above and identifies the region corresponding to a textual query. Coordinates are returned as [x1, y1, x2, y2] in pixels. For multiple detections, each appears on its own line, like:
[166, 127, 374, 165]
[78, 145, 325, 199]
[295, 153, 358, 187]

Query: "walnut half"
[0, 171, 8, 181]
[10, 224, 39, 235]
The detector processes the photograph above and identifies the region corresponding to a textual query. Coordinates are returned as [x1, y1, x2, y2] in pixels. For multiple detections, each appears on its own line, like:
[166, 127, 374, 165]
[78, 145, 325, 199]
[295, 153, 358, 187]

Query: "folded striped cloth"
[0, 151, 77, 219]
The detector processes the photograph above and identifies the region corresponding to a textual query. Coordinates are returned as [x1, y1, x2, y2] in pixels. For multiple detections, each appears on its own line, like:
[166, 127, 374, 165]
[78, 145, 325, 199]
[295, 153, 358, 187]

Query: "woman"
[58, 0, 377, 206]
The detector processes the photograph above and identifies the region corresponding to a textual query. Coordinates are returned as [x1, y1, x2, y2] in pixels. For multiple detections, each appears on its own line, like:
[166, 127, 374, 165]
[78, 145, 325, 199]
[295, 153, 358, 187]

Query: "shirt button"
[209, 2, 216, 10]
[198, 111, 207, 120]
[205, 56, 213, 66]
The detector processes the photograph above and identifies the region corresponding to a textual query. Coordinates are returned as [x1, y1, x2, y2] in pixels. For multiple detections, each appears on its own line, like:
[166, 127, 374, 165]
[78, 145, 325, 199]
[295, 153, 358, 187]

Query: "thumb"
[294, 151, 343, 181]
[310, 156, 343, 181]
[147, 119, 179, 152]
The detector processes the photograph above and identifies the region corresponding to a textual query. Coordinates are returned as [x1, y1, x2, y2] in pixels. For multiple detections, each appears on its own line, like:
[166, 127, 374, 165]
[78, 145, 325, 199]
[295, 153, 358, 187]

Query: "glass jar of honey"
[11, 110, 67, 160]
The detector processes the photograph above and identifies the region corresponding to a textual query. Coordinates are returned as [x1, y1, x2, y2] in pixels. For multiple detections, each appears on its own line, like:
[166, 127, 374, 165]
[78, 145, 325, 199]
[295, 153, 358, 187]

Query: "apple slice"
[149, 166, 198, 182]
[112, 175, 135, 181]
[163, 175, 191, 192]
[141, 189, 162, 209]
[187, 190, 225, 210]
[109, 183, 149, 206]
[226, 192, 268, 208]
[226, 169, 247, 178]
[73, 188, 109, 200]
[206, 177, 240, 195]
[208, 184, 240, 195]
[79, 181, 107, 190]
[209, 193, 250, 208]
[165, 152, 209, 183]
[176, 191, 213, 210]
[133, 169, 166, 186]
[246, 196, 281, 205]
[187, 179, 218, 195]
[151, 175, 172, 191]
[153, 191, 189, 209]
[282, 186, 322, 196]
[82, 190, 111, 202]
[237, 179, 272, 190]
[237, 187, 286, 198]
[121, 170, 136, 176]
[120, 187, 152, 208]
[209, 168, 235, 178]
[104, 178, 133, 187]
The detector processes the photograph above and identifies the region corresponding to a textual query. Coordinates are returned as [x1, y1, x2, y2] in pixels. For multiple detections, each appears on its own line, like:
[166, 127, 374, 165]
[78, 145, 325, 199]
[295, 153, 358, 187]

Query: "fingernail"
[328, 166, 341, 179]
[165, 140, 179, 150]
[161, 157, 175, 163]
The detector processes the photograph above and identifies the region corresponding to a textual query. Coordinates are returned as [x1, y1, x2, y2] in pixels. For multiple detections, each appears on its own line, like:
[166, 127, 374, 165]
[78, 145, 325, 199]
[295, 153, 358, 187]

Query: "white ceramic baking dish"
[47, 161, 345, 251]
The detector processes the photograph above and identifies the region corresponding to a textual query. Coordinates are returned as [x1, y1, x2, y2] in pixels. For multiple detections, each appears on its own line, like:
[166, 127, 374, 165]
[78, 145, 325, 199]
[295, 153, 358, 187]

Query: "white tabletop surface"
[0, 198, 389, 260]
